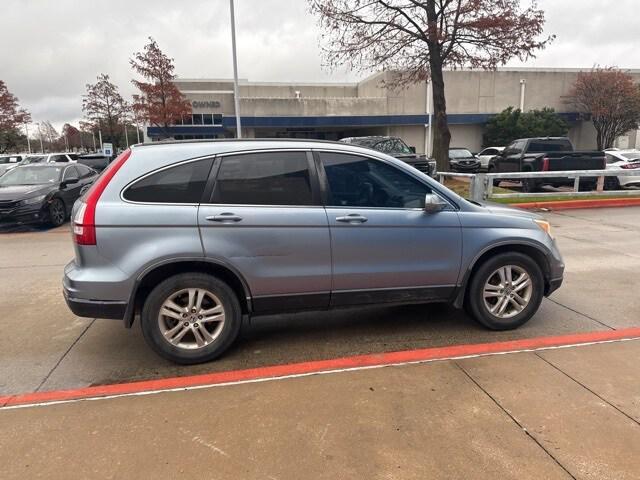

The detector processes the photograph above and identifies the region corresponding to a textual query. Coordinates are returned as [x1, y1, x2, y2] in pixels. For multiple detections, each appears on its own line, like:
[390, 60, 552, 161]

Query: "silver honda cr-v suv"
[63, 140, 564, 364]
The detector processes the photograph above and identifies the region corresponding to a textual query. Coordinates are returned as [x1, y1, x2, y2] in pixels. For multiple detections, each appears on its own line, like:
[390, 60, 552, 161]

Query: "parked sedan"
[0, 163, 97, 227]
[476, 147, 504, 171]
[0, 154, 27, 176]
[605, 150, 640, 189]
[449, 148, 481, 172]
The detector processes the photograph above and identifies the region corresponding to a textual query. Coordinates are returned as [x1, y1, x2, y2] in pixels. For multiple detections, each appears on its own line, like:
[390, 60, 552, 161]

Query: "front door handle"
[206, 213, 243, 223]
[336, 214, 368, 224]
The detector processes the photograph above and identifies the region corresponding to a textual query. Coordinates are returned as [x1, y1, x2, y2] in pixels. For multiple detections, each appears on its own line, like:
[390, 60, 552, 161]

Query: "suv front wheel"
[141, 273, 242, 364]
[467, 252, 544, 330]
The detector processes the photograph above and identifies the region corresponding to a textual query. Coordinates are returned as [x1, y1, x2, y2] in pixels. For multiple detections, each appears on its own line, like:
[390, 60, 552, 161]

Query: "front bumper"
[546, 277, 563, 296]
[450, 162, 480, 173]
[0, 203, 47, 226]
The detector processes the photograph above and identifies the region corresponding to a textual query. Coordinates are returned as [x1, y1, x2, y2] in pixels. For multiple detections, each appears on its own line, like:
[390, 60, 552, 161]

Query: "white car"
[477, 146, 504, 170]
[604, 150, 640, 189]
[22, 153, 78, 165]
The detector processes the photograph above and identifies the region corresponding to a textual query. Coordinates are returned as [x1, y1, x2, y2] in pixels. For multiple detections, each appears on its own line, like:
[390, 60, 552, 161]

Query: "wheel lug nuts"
[183, 322, 189, 327]
[182, 313, 187, 318]
[198, 315, 203, 320]
[194, 323, 199, 328]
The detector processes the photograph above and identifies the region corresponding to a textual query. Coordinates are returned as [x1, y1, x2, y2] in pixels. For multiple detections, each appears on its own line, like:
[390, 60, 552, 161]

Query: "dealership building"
[146, 68, 640, 153]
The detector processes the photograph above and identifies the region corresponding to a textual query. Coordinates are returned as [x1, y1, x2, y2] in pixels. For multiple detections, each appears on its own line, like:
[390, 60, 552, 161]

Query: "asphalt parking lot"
[1, 206, 639, 397]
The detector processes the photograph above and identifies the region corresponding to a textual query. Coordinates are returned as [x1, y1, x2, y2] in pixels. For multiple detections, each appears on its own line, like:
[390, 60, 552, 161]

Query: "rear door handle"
[206, 213, 243, 223]
[336, 214, 368, 224]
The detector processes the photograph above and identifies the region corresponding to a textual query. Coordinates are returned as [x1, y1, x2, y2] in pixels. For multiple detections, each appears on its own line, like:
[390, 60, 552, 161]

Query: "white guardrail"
[437, 169, 640, 202]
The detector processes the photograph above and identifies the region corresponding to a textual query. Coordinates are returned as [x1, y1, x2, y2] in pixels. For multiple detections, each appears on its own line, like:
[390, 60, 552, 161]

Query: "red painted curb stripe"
[2, 327, 640, 408]
[516, 198, 640, 211]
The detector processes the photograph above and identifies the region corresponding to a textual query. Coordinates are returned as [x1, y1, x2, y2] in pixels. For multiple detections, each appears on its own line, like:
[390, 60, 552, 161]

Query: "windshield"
[22, 156, 46, 164]
[449, 149, 473, 159]
[0, 166, 62, 186]
[386, 139, 412, 155]
[622, 152, 640, 161]
[0, 156, 21, 164]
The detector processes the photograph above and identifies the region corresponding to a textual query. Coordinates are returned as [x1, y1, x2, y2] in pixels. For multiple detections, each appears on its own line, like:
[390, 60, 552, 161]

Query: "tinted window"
[480, 148, 497, 156]
[321, 153, 430, 209]
[63, 166, 79, 180]
[124, 159, 213, 203]
[52, 155, 69, 162]
[76, 164, 94, 177]
[212, 152, 313, 206]
[527, 140, 572, 153]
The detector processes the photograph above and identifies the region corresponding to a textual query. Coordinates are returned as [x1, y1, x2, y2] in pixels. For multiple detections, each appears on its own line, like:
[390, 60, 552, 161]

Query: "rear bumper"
[63, 290, 127, 320]
[546, 277, 564, 296]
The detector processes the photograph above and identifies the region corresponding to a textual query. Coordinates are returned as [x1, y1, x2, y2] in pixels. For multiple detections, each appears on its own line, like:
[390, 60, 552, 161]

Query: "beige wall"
[174, 69, 640, 151]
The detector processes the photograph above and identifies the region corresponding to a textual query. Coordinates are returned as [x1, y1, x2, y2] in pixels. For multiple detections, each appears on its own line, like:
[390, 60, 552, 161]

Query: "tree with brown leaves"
[82, 74, 129, 149]
[0, 80, 31, 153]
[569, 67, 640, 150]
[309, 0, 552, 171]
[130, 37, 191, 139]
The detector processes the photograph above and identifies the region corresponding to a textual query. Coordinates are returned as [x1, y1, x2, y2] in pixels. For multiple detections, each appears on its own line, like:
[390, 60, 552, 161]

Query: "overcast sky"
[2, 0, 639, 131]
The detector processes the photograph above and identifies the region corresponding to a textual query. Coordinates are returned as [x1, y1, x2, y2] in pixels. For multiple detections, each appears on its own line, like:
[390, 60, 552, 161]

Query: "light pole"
[424, 79, 433, 157]
[24, 123, 32, 153]
[37, 123, 44, 153]
[229, 0, 242, 139]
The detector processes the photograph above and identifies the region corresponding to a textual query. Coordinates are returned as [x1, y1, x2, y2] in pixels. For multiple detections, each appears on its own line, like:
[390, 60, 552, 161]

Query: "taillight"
[541, 157, 550, 171]
[73, 149, 131, 245]
[621, 162, 640, 170]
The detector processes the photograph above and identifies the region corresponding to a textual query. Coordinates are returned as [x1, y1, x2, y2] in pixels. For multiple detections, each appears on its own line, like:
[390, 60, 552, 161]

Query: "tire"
[141, 273, 242, 364]
[48, 198, 66, 227]
[604, 177, 620, 191]
[521, 178, 539, 193]
[488, 166, 500, 187]
[467, 252, 544, 330]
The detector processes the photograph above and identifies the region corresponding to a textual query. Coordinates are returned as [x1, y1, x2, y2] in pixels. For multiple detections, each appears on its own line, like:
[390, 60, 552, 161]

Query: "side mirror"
[409, 146, 416, 154]
[424, 194, 446, 213]
[61, 178, 79, 188]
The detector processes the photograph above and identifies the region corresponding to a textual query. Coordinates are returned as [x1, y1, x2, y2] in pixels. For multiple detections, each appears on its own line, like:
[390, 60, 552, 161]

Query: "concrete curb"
[2, 327, 640, 409]
[514, 197, 640, 211]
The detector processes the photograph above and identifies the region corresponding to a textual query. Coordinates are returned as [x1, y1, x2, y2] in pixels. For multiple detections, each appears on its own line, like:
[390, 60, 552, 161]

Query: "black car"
[77, 153, 112, 172]
[340, 136, 437, 177]
[449, 148, 481, 172]
[0, 163, 98, 227]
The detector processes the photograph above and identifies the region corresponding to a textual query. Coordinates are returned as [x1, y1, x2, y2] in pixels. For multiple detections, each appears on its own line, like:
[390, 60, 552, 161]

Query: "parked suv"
[63, 140, 564, 364]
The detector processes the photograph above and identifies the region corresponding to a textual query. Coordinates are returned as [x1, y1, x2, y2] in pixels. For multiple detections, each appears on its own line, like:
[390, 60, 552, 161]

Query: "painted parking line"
[2, 327, 640, 410]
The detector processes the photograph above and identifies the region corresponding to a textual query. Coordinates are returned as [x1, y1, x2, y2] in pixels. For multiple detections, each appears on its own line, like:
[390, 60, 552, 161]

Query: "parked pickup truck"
[488, 137, 605, 192]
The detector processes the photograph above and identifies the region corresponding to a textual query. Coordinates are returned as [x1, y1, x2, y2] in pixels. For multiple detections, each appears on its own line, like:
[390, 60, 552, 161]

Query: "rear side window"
[123, 159, 213, 203]
[527, 140, 572, 153]
[211, 152, 313, 205]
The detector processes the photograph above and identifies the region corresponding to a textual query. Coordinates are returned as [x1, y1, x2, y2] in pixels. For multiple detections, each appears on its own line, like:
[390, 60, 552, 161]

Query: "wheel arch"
[453, 241, 552, 309]
[124, 258, 252, 328]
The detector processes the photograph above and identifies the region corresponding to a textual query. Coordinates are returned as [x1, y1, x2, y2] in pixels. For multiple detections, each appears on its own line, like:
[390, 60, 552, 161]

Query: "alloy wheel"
[158, 288, 226, 350]
[482, 265, 533, 319]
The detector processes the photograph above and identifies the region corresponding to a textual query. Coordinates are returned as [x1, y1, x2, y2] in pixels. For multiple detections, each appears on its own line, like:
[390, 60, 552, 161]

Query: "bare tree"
[309, 0, 552, 170]
[82, 74, 129, 149]
[569, 67, 640, 150]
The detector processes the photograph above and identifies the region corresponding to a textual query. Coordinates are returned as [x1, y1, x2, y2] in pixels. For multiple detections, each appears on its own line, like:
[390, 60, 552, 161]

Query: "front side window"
[123, 159, 213, 203]
[320, 153, 431, 209]
[63, 166, 79, 180]
[212, 152, 313, 206]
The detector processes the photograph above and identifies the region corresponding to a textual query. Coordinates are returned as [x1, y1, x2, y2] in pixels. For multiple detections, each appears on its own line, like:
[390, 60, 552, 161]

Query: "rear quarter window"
[123, 159, 213, 203]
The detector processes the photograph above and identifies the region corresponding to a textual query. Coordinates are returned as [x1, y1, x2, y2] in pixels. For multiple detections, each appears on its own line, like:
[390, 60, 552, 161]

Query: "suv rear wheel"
[141, 273, 241, 364]
[467, 252, 544, 330]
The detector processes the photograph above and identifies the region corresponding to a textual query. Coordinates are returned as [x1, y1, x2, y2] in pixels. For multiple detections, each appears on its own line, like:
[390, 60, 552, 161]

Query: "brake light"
[621, 162, 640, 170]
[73, 149, 131, 245]
[541, 157, 550, 171]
